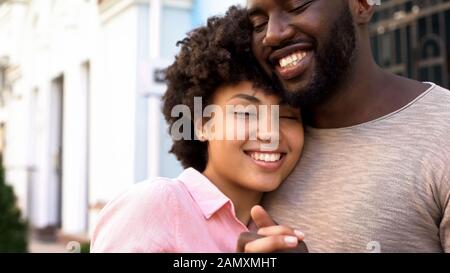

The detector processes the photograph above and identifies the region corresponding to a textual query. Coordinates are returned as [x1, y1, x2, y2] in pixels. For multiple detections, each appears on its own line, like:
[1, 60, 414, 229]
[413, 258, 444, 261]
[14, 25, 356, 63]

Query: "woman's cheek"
[284, 124, 304, 157]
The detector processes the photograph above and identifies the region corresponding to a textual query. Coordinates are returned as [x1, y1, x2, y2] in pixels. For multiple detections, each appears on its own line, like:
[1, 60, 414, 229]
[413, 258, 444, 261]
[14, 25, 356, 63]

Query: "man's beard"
[282, 4, 357, 109]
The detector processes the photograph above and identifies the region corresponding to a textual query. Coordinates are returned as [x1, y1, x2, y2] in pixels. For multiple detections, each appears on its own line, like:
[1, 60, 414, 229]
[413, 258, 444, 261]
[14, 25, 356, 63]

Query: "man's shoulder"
[401, 82, 450, 124]
[421, 83, 450, 107]
[428, 82, 450, 95]
[421, 83, 450, 127]
[407, 83, 450, 138]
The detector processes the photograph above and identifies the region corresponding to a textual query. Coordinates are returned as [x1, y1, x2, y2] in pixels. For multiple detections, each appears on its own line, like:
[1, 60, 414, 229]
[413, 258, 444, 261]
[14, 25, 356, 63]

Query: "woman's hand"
[237, 205, 307, 253]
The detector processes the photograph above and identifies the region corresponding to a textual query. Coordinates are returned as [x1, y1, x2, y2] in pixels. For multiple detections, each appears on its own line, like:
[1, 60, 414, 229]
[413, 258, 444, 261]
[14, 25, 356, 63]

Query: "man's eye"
[289, 0, 313, 14]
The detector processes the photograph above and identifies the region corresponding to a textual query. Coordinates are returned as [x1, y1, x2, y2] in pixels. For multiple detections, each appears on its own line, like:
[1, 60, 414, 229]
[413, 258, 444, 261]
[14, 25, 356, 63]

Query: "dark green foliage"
[0, 156, 28, 252]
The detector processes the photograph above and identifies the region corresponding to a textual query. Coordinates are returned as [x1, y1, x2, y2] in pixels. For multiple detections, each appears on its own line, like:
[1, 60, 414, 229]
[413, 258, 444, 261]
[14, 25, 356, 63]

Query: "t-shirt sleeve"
[440, 170, 450, 252]
[90, 180, 178, 253]
[438, 143, 450, 252]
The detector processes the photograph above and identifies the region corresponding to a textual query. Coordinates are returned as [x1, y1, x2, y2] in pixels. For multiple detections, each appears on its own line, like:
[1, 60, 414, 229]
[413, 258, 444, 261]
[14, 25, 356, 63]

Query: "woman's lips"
[244, 151, 286, 171]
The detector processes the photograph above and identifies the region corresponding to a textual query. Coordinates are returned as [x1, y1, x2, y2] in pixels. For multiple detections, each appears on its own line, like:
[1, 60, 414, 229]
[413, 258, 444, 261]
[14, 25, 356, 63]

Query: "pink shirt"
[91, 168, 250, 252]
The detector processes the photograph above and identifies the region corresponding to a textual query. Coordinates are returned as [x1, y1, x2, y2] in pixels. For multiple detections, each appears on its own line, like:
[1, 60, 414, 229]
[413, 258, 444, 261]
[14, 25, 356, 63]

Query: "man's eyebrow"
[228, 93, 261, 103]
[247, 7, 266, 18]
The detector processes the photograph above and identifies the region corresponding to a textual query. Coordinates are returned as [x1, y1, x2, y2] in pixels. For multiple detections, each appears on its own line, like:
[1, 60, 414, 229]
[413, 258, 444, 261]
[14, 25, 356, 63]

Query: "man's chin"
[277, 70, 313, 93]
[281, 80, 327, 109]
[281, 79, 311, 99]
[283, 82, 309, 95]
[282, 89, 310, 108]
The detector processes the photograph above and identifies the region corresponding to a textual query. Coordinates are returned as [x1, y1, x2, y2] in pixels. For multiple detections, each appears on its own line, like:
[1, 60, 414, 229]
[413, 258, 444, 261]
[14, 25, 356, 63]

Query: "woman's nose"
[257, 130, 279, 143]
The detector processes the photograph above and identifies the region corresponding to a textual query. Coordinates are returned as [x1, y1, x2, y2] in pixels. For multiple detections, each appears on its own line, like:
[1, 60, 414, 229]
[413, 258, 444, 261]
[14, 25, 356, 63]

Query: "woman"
[91, 6, 304, 253]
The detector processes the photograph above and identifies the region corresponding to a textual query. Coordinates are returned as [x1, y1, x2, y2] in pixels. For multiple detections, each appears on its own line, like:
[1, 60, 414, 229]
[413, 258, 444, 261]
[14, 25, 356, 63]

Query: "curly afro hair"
[162, 5, 278, 172]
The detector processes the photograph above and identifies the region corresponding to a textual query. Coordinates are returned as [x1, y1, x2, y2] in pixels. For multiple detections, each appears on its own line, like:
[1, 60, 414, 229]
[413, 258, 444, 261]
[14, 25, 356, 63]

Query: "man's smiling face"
[248, 0, 357, 108]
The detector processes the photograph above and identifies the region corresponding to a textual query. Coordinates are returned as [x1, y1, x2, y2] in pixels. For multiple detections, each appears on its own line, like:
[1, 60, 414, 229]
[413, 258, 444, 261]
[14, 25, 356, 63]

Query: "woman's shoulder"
[104, 177, 185, 212]
[130, 176, 183, 196]
[91, 177, 186, 252]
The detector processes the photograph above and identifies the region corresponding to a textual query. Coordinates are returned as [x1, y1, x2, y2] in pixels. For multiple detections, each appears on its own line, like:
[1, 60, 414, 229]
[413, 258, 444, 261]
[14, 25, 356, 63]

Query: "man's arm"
[440, 173, 450, 252]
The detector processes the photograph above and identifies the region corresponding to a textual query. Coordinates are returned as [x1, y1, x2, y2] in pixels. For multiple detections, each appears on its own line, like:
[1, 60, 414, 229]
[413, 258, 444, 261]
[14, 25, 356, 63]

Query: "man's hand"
[237, 205, 308, 253]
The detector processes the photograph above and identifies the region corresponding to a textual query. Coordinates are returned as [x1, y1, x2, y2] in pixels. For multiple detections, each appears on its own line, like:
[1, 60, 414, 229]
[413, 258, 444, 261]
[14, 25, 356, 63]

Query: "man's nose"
[263, 13, 294, 47]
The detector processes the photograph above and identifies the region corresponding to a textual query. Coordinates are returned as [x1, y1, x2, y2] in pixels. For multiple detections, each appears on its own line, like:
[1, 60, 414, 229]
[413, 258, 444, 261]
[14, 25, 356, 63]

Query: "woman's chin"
[245, 175, 283, 193]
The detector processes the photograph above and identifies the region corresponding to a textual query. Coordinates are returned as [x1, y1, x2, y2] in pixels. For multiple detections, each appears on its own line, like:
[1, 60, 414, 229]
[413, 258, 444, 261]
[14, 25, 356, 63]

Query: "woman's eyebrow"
[228, 93, 261, 103]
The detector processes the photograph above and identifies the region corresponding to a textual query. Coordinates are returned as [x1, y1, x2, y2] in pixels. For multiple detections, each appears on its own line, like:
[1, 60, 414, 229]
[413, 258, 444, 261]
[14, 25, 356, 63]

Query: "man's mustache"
[270, 38, 317, 52]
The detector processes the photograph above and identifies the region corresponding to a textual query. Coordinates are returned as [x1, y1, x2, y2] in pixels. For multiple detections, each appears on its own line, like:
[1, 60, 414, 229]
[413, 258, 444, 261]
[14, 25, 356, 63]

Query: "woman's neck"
[203, 166, 262, 226]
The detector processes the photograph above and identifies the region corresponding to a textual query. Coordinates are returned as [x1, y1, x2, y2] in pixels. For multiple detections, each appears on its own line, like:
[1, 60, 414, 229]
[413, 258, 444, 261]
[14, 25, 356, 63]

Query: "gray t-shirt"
[264, 83, 450, 253]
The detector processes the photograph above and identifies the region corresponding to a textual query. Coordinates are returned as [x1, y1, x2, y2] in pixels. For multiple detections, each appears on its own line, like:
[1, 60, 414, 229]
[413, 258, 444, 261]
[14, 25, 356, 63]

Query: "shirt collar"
[177, 168, 231, 219]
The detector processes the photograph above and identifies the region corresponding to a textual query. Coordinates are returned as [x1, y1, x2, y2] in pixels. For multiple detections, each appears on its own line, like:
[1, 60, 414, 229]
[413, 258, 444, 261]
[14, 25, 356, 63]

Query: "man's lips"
[267, 43, 314, 80]
[268, 43, 314, 65]
[276, 51, 313, 80]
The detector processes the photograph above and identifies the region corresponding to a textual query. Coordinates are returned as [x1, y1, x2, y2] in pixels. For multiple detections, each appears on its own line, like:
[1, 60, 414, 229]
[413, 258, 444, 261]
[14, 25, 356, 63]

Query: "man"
[242, 0, 450, 252]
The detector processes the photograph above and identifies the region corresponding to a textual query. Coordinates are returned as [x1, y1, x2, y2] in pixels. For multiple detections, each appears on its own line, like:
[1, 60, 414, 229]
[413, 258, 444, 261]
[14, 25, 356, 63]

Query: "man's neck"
[306, 61, 429, 129]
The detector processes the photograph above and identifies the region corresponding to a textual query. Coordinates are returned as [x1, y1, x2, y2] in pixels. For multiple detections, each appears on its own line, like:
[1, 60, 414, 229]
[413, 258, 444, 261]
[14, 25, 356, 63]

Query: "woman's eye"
[253, 22, 267, 33]
[280, 116, 299, 121]
[251, 17, 268, 33]
[235, 112, 255, 118]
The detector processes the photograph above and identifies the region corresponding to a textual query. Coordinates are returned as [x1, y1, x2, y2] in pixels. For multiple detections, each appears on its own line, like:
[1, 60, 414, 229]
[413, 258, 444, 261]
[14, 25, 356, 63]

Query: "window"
[157, 4, 193, 178]
[0, 67, 4, 91]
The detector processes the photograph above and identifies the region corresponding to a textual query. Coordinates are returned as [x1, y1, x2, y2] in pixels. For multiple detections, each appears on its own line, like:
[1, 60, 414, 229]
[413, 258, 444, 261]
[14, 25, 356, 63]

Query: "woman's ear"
[194, 118, 207, 142]
[350, 0, 376, 25]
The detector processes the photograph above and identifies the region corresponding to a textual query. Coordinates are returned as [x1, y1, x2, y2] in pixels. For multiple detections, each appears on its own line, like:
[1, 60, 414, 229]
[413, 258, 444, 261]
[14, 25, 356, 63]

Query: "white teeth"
[249, 152, 282, 162]
[278, 51, 307, 69]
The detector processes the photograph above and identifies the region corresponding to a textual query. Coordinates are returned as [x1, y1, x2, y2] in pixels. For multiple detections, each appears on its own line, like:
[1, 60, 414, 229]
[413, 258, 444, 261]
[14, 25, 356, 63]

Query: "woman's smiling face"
[202, 81, 304, 193]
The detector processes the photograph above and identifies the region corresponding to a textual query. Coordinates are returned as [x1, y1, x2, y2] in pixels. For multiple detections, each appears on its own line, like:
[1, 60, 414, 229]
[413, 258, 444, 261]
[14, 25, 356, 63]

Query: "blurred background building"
[0, 0, 449, 249]
[0, 0, 245, 246]
[370, 0, 450, 87]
